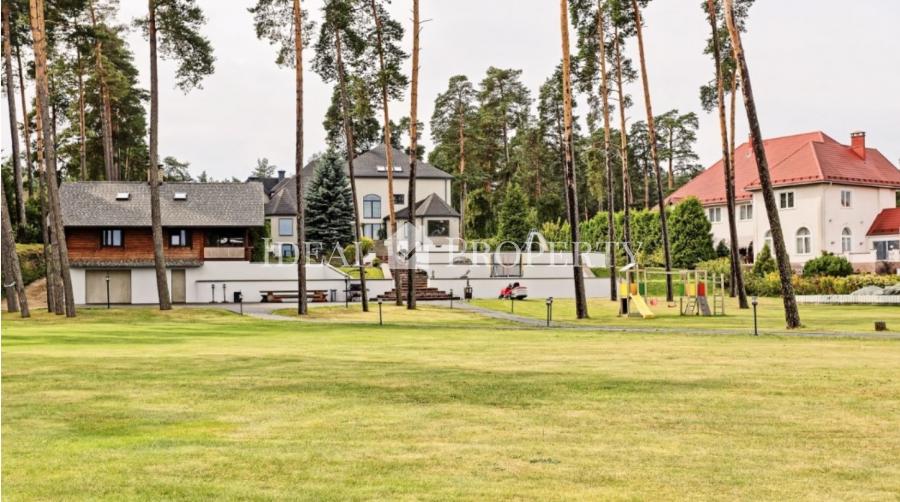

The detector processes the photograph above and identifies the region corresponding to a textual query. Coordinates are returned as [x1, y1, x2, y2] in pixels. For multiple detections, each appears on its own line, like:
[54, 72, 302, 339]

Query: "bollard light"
[450, 289, 454, 309]
[223, 284, 228, 303]
[105, 273, 111, 309]
[751, 295, 759, 336]
[377, 297, 383, 326]
[546, 297, 553, 327]
[510, 294, 514, 314]
[344, 277, 350, 308]
[211, 284, 216, 304]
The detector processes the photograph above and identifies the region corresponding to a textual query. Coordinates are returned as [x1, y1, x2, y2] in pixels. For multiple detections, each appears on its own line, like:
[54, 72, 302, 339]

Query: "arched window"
[363, 194, 381, 219]
[796, 227, 811, 255]
[764, 230, 772, 251]
[841, 228, 852, 253]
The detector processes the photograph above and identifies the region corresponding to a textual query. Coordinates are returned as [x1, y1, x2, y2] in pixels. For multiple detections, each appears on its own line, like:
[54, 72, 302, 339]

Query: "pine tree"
[669, 197, 715, 269]
[305, 152, 355, 249]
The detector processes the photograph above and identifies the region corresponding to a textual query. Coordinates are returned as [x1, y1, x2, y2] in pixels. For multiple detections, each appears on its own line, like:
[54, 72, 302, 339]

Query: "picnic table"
[260, 289, 331, 303]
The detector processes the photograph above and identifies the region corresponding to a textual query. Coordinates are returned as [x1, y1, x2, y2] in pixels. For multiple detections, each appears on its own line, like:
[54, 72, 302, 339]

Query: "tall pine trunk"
[3, 2, 26, 231]
[667, 129, 674, 190]
[29, 0, 75, 317]
[2, 180, 30, 316]
[559, 0, 588, 319]
[293, 0, 307, 315]
[77, 52, 87, 180]
[613, 26, 631, 251]
[16, 45, 34, 198]
[147, 0, 172, 310]
[369, 0, 402, 306]
[333, 29, 368, 312]
[631, 0, 673, 302]
[707, 0, 747, 309]
[724, 0, 799, 328]
[89, 0, 116, 181]
[458, 116, 467, 241]
[597, 4, 616, 302]
[406, 0, 420, 310]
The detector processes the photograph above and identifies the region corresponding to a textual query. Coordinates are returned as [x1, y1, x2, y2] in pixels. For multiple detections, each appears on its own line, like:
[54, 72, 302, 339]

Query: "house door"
[85, 270, 132, 304]
[171, 270, 186, 304]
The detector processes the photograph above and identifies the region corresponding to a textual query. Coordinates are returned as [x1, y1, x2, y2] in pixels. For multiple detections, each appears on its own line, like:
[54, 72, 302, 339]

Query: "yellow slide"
[630, 294, 656, 319]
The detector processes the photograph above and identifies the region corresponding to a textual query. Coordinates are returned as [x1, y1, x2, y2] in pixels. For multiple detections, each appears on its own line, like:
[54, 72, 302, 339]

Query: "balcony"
[204, 247, 247, 260]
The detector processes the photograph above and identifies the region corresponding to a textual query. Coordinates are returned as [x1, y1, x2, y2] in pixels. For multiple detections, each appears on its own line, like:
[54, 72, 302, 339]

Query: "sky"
[4, 1, 900, 180]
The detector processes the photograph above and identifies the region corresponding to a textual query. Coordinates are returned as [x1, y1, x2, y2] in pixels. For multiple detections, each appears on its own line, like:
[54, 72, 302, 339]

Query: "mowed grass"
[472, 296, 900, 333]
[272, 303, 508, 327]
[3, 307, 900, 500]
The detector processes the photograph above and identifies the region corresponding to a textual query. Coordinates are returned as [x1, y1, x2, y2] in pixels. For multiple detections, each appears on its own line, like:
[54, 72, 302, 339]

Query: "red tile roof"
[867, 208, 900, 237]
[668, 131, 900, 206]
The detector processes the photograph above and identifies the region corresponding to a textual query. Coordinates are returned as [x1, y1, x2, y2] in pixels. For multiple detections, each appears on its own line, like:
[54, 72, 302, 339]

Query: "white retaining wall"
[431, 277, 611, 299]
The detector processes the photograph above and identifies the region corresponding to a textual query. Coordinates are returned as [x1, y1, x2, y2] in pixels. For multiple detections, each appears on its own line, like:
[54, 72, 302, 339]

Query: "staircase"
[378, 270, 458, 301]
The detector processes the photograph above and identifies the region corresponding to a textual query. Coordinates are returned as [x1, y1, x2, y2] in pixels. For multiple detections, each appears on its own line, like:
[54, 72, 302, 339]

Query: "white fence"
[796, 295, 900, 305]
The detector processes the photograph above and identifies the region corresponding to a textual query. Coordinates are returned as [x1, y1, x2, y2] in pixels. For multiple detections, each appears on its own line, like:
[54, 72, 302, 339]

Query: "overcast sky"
[5, 1, 900, 180]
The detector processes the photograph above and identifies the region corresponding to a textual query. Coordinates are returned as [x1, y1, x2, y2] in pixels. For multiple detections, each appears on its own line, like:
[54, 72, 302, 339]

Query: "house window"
[707, 207, 722, 223]
[427, 220, 450, 237]
[363, 194, 381, 219]
[739, 204, 753, 221]
[779, 191, 795, 209]
[394, 193, 405, 205]
[841, 228, 852, 253]
[101, 229, 123, 247]
[278, 218, 293, 236]
[764, 230, 772, 251]
[840, 190, 852, 208]
[796, 227, 811, 255]
[362, 223, 383, 239]
[281, 243, 296, 258]
[206, 230, 245, 247]
[169, 229, 191, 248]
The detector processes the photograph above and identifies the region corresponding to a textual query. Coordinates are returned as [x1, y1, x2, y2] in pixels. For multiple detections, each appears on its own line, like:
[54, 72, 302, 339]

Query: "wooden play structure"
[616, 265, 727, 319]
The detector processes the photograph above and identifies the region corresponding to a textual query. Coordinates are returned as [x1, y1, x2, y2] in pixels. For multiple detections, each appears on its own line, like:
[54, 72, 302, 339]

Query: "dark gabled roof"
[393, 193, 460, 219]
[264, 146, 452, 215]
[60, 182, 265, 228]
[352, 144, 452, 179]
[247, 174, 286, 195]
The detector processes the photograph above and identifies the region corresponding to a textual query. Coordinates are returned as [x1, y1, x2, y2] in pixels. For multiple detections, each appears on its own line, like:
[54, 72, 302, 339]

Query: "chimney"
[850, 131, 866, 160]
[277, 170, 286, 180]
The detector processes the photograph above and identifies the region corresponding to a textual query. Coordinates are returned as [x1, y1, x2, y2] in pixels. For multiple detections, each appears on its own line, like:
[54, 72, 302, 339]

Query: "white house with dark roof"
[265, 145, 455, 247]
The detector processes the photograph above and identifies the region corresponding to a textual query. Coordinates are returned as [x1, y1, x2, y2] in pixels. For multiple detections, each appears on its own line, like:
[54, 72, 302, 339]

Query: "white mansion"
[669, 131, 900, 273]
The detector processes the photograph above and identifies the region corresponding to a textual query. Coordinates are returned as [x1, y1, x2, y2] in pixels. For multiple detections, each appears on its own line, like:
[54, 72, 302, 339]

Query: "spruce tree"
[669, 197, 715, 269]
[305, 152, 355, 249]
[496, 184, 532, 244]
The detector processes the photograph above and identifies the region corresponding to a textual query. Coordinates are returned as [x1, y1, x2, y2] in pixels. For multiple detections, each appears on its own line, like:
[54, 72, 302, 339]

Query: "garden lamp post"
[450, 289, 454, 309]
[510, 294, 514, 314]
[377, 297, 383, 326]
[211, 284, 216, 304]
[344, 277, 350, 308]
[546, 297, 553, 327]
[105, 273, 110, 309]
[752, 295, 759, 336]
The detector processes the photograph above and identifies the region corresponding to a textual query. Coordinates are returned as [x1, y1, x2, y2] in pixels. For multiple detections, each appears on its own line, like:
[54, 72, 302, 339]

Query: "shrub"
[496, 183, 532, 244]
[802, 252, 853, 277]
[669, 197, 715, 269]
[752, 243, 776, 277]
[716, 240, 730, 258]
[744, 272, 899, 296]
[15, 244, 45, 285]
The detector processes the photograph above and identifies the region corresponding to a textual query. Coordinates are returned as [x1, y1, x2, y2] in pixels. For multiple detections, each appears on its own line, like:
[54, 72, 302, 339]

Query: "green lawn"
[472, 296, 900, 334]
[339, 266, 385, 279]
[3, 307, 900, 500]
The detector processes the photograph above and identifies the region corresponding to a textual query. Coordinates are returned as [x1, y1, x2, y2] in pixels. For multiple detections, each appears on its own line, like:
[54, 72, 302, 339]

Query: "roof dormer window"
[115, 192, 130, 201]
[376, 165, 387, 172]
[173, 192, 187, 201]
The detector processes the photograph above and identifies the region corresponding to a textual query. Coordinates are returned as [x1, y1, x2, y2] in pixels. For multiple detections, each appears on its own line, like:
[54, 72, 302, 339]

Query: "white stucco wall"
[705, 202, 755, 249]
[431, 277, 611, 299]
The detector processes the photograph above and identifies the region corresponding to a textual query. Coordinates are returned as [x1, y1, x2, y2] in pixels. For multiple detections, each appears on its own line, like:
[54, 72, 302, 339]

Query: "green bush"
[802, 252, 853, 277]
[752, 243, 776, 277]
[745, 272, 898, 296]
[15, 244, 45, 285]
[716, 240, 730, 258]
[669, 197, 715, 269]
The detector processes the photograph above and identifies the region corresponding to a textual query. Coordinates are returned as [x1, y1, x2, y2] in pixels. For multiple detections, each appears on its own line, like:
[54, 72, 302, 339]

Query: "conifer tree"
[496, 184, 532, 244]
[305, 152, 355, 249]
[669, 197, 715, 269]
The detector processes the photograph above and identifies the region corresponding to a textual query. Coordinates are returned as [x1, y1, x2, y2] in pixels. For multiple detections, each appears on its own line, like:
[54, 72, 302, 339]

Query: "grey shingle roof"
[265, 146, 451, 216]
[60, 182, 265, 228]
[394, 193, 460, 219]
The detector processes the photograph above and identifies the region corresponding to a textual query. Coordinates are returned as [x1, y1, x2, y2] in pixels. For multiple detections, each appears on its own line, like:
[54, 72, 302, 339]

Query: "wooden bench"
[261, 289, 330, 303]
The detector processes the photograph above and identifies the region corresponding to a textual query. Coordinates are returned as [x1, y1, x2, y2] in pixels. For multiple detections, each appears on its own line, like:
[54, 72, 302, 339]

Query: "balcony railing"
[204, 247, 246, 260]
